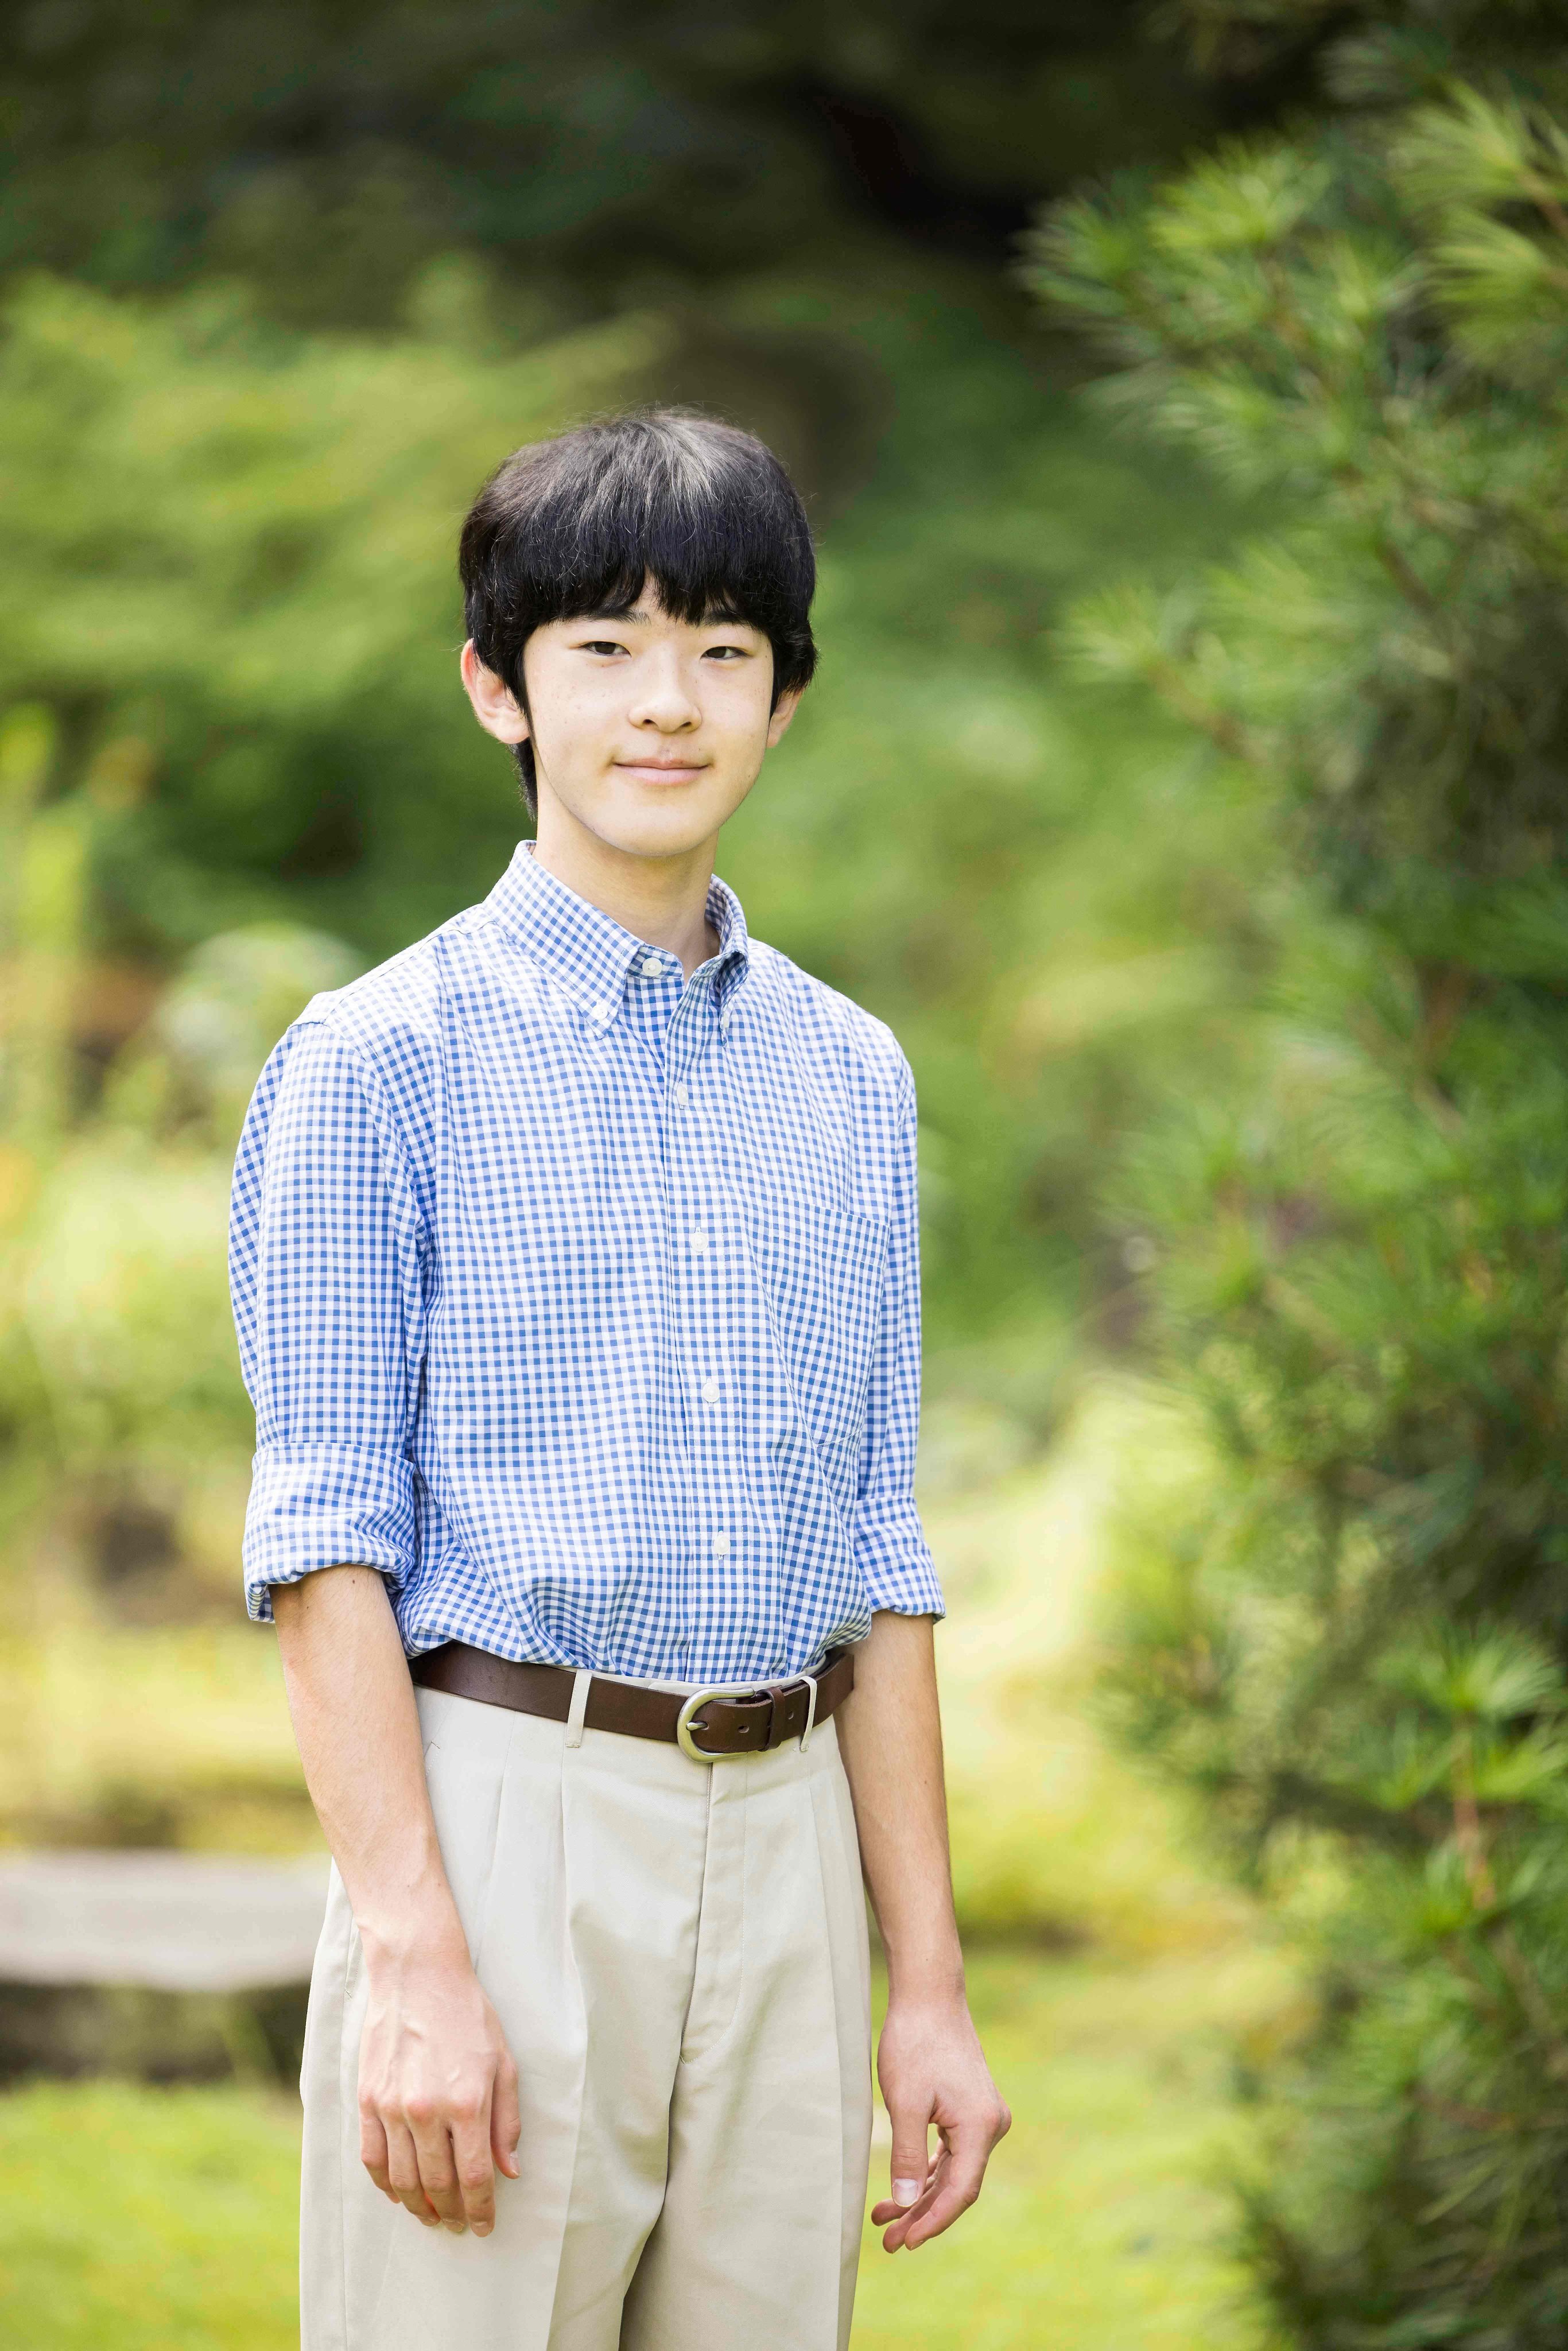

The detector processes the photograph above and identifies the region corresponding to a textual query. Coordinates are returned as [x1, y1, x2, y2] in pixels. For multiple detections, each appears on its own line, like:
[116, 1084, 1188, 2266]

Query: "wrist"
[885, 1974, 967, 2015]
[882, 1938, 967, 2011]
[354, 1864, 471, 1981]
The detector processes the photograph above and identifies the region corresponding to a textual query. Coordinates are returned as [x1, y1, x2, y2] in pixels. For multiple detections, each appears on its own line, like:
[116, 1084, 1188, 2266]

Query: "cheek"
[707, 669, 777, 744]
[534, 671, 621, 753]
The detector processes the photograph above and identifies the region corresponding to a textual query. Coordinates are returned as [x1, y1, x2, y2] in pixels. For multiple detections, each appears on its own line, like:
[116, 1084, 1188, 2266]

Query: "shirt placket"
[659, 965, 739, 1685]
[621, 946, 713, 1678]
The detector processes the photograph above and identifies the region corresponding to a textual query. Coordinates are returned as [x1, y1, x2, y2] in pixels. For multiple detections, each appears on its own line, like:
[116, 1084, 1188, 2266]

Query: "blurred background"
[5, 2, 1568, 2344]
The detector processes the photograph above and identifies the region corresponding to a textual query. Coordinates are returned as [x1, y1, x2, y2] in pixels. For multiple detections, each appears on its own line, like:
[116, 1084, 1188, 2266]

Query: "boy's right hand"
[356, 1938, 521, 2237]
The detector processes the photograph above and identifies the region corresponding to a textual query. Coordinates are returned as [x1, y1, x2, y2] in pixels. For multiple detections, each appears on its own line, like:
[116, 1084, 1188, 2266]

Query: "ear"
[765, 686, 804, 751]
[461, 640, 530, 746]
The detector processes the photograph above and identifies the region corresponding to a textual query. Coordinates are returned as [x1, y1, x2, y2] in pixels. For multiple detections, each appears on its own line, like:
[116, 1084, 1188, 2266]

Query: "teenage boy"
[231, 409, 1008, 2351]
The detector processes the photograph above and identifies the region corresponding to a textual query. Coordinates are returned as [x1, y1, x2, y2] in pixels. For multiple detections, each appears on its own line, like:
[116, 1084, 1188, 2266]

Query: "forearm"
[836, 1607, 1008, 2249]
[274, 1566, 519, 2233]
[835, 1609, 964, 2000]
[273, 1565, 466, 1970]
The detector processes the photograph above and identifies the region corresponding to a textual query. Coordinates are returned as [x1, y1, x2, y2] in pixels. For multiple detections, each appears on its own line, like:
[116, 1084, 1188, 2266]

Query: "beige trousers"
[299, 1682, 873, 2351]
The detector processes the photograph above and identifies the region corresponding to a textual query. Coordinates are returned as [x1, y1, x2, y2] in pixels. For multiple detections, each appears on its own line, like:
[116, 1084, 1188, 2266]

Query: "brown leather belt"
[409, 1640, 855, 1760]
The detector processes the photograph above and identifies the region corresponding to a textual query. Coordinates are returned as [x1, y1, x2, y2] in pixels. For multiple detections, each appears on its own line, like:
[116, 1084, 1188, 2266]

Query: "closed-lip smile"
[615, 755, 708, 774]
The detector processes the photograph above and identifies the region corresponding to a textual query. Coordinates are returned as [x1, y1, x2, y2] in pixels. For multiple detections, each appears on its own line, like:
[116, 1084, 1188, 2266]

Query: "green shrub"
[1033, 33, 1568, 2348]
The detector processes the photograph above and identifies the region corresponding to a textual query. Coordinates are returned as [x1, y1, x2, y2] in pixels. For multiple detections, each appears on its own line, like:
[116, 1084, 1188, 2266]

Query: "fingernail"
[892, 2178, 922, 2207]
[443, 2220, 465, 2234]
[473, 2223, 492, 2237]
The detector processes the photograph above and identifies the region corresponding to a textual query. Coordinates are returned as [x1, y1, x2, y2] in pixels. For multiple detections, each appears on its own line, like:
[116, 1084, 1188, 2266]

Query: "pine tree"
[1030, 19, 1568, 2344]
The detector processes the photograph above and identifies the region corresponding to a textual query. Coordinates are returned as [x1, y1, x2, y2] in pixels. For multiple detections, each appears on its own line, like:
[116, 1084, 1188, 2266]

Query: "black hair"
[459, 407, 817, 817]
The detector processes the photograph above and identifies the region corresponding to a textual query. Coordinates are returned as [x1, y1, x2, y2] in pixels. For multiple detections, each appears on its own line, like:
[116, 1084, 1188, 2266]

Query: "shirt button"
[701, 1375, 720, 1404]
[672, 1080, 688, 1107]
[592, 1000, 613, 1026]
[712, 1531, 731, 1558]
[719, 1007, 732, 1033]
[640, 955, 663, 977]
[689, 1227, 709, 1255]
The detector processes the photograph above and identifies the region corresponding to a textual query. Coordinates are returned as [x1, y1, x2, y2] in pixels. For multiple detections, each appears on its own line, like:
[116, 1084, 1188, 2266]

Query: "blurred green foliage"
[1035, 17, 1568, 2344]
[0, 2, 1266, 329]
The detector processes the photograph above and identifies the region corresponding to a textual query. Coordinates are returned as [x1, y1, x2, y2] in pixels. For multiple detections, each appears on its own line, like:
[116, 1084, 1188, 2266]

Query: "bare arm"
[273, 1566, 519, 2236]
[835, 1610, 1010, 2252]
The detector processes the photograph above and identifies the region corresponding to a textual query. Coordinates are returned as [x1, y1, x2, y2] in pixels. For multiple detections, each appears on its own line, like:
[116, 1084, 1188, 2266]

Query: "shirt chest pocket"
[740, 1195, 888, 1480]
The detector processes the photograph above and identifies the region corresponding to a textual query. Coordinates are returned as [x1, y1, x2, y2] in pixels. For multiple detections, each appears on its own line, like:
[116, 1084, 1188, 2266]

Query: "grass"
[0, 2080, 300, 2350]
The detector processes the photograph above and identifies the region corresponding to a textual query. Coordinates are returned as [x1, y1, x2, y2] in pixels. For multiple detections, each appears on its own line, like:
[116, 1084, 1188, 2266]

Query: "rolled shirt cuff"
[853, 1495, 946, 1620]
[243, 1442, 417, 1623]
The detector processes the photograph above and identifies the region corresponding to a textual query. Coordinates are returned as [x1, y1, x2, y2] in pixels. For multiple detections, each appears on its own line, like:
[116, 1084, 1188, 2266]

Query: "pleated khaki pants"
[299, 1682, 874, 2351]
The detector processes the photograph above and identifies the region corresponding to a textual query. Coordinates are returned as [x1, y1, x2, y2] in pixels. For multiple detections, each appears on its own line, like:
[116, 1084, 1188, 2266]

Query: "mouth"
[613, 757, 710, 782]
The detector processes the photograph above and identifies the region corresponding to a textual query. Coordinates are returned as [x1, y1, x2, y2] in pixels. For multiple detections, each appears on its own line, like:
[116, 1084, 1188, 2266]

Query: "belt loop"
[799, 1674, 818, 1753]
[565, 1670, 592, 1749]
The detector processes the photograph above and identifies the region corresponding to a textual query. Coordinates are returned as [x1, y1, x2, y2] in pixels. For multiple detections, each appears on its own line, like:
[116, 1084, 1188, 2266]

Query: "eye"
[702, 643, 748, 661]
[580, 638, 626, 657]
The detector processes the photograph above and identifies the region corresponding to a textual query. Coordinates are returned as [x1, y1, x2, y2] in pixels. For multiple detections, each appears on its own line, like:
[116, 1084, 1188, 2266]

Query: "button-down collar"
[483, 841, 750, 1033]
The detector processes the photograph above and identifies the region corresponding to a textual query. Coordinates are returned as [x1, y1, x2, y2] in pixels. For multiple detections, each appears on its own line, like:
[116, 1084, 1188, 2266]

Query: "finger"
[886, 2100, 933, 2218]
[871, 2162, 938, 2227]
[876, 2149, 946, 2251]
[452, 2102, 498, 2236]
[405, 2110, 467, 2231]
[878, 2154, 948, 2252]
[902, 2124, 991, 2250]
[385, 2119, 441, 2226]
[359, 2112, 395, 2203]
[491, 2054, 522, 2183]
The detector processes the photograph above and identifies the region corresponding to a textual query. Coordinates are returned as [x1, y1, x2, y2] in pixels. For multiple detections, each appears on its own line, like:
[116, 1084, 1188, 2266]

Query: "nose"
[626, 648, 701, 732]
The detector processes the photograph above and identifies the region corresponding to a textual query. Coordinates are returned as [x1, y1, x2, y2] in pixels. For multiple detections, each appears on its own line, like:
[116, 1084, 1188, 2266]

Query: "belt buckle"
[676, 1675, 818, 1762]
[676, 1683, 754, 1762]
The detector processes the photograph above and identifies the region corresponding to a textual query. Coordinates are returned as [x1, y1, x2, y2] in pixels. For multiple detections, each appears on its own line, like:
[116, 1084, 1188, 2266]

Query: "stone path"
[0, 1850, 328, 1991]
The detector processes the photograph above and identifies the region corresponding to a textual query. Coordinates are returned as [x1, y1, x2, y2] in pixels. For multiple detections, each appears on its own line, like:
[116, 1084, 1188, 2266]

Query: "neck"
[530, 797, 718, 978]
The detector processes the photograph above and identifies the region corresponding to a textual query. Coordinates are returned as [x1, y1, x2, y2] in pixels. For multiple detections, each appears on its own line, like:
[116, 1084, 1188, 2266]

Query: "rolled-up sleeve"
[853, 1057, 945, 1620]
[229, 1016, 428, 1621]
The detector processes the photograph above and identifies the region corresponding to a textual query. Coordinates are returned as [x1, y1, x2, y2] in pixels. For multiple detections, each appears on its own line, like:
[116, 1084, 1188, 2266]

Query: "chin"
[587, 786, 739, 859]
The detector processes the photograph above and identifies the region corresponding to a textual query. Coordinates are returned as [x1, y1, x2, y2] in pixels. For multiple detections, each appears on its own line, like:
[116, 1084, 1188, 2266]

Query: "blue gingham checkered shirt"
[230, 843, 942, 1682]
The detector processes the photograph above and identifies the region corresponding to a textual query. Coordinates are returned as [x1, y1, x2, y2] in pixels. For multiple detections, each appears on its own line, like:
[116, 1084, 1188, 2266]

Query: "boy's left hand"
[871, 1991, 1011, 2252]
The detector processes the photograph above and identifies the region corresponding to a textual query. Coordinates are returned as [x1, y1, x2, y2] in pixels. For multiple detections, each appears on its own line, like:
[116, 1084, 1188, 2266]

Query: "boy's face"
[461, 587, 800, 862]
